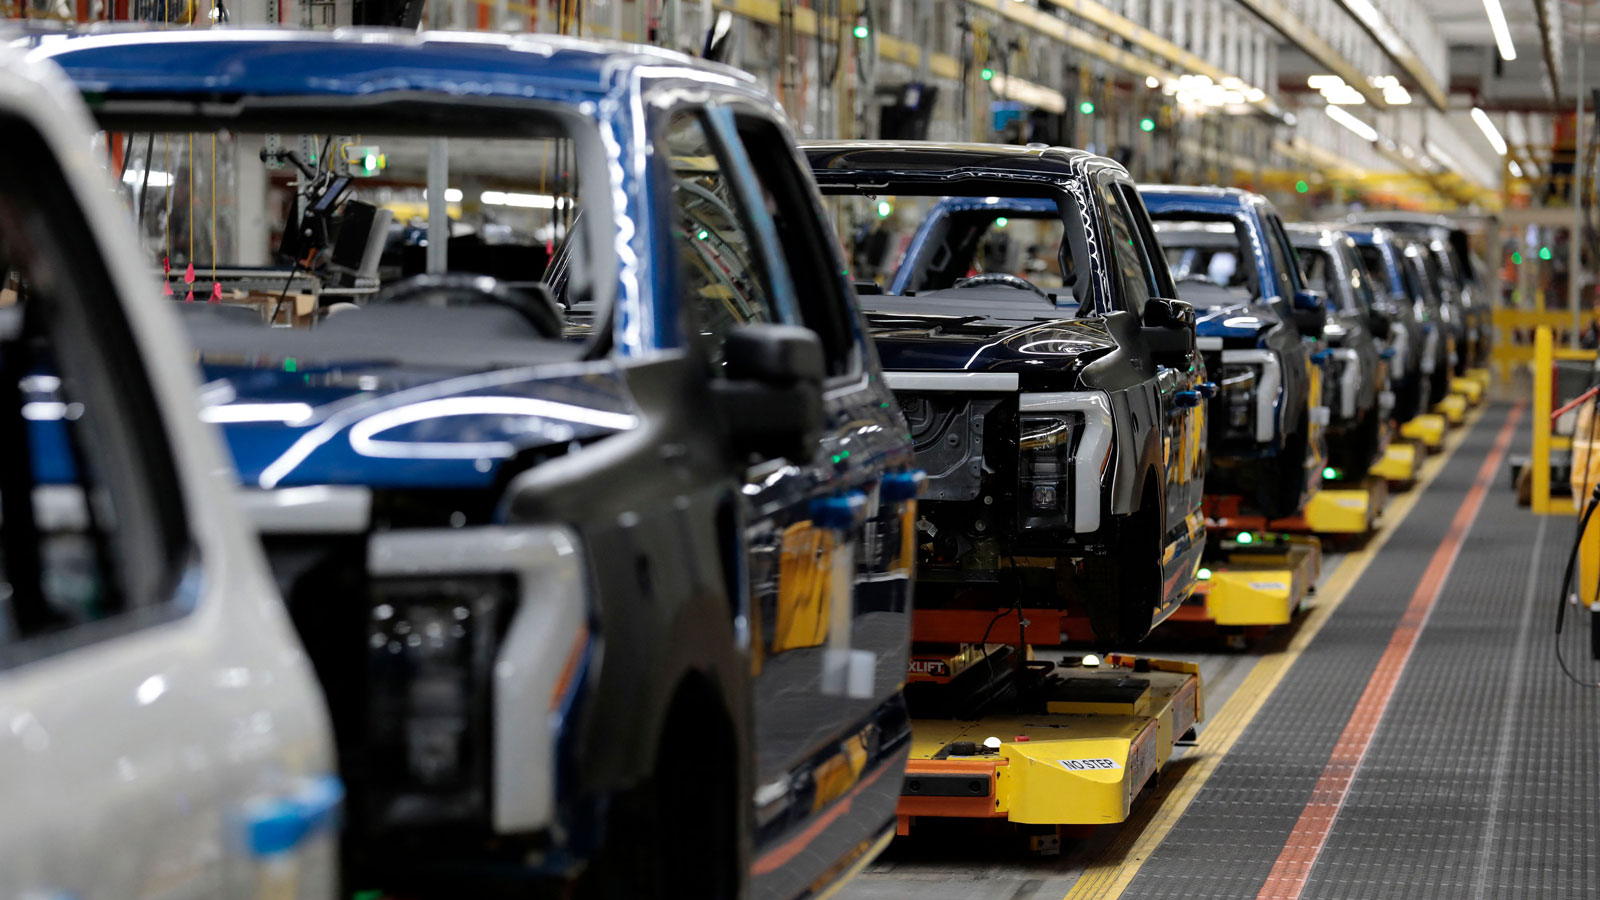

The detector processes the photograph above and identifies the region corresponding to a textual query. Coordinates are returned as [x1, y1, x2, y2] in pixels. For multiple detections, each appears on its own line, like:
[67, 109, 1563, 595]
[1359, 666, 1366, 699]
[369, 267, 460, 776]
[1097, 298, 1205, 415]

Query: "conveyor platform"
[898, 656, 1202, 832]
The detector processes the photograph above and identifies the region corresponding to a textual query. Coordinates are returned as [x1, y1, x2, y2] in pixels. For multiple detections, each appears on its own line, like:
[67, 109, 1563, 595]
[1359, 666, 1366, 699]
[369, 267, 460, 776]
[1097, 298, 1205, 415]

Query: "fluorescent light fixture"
[1325, 104, 1379, 142]
[200, 402, 315, 425]
[1324, 84, 1367, 105]
[1308, 74, 1344, 89]
[1423, 138, 1459, 173]
[1508, 159, 1523, 178]
[480, 190, 561, 209]
[1146, 75, 1160, 89]
[1471, 107, 1508, 155]
[1483, 0, 1516, 61]
[122, 170, 174, 188]
[1525, 160, 1540, 177]
[421, 188, 464, 202]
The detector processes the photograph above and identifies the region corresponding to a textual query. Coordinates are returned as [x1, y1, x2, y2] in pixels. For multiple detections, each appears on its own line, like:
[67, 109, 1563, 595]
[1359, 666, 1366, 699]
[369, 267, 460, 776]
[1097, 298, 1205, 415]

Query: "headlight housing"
[366, 575, 516, 829]
[1019, 413, 1077, 518]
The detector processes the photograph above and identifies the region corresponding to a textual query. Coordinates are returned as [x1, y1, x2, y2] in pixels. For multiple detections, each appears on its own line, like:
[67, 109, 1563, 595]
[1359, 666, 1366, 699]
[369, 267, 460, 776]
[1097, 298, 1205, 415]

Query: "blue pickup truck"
[35, 29, 918, 900]
[1141, 186, 1326, 519]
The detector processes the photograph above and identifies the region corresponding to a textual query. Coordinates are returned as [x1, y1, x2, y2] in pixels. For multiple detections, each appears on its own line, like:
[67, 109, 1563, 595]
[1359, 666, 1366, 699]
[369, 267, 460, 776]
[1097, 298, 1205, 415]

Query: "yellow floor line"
[1062, 410, 1485, 900]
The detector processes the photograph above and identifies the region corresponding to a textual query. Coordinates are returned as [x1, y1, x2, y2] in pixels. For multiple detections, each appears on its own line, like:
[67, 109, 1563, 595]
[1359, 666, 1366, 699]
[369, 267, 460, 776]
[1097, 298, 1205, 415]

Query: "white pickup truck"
[0, 45, 337, 900]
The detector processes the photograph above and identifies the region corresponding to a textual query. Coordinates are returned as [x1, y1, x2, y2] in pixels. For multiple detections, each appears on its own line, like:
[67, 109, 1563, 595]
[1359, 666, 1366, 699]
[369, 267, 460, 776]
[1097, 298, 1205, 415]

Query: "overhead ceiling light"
[1308, 74, 1344, 89]
[1324, 84, 1367, 104]
[1325, 104, 1379, 142]
[1146, 75, 1161, 89]
[1471, 107, 1509, 155]
[1508, 159, 1524, 177]
[1382, 85, 1412, 104]
[1482, 0, 1517, 61]
[1525, 160, 1540, 177]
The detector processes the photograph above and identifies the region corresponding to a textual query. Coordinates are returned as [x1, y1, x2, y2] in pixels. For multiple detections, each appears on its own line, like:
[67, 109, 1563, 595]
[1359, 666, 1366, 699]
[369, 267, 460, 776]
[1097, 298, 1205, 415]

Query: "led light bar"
[1482, 0, 1516, 61]
[1471, 107, 1508, 156]
[1325, 104, 1378, 143]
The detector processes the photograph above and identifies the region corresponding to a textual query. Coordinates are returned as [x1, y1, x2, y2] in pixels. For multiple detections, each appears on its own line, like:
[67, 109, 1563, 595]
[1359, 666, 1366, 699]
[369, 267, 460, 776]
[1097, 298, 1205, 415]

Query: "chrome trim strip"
[1018, 390, 1113, 534]
[1331, 348, 1361, 420]
[884, 371, 1020, 392]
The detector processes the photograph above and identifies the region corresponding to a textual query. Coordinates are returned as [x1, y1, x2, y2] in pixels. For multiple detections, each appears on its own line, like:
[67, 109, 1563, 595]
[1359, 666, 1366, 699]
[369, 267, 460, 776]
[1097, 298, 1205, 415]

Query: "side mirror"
[1367, 307, 1393, 339]
[1293, 288, 1327, 311]
[1291, 289, 1327, 338]
[1143, 297, 1197, 329]
[1142, 298, 1196, 366]
[711, 323, 826, 462]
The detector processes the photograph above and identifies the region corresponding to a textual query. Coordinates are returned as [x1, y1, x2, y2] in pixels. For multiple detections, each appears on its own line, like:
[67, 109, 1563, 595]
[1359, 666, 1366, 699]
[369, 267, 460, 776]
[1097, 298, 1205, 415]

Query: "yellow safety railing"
[1531, 326, 1599, 515]
[1494, 308, 1600, 380]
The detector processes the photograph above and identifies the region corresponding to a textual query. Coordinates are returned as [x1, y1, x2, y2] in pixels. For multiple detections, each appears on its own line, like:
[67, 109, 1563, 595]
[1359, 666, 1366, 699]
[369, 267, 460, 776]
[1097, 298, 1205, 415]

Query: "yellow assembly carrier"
[898, 649, 1202, 844]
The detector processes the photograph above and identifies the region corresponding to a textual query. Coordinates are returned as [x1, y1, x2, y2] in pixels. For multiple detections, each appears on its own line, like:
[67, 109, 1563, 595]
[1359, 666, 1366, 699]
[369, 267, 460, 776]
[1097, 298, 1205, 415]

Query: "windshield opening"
[817, 185, 1094, 326]
[1151, 216, 1256, 307]
[88, 101, 615, 348]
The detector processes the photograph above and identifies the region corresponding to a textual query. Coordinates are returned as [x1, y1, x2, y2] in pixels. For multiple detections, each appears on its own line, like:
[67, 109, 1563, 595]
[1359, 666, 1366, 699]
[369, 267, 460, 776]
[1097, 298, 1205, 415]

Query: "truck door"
[0, 67, 336, 900]
[661, 101, 914, 898]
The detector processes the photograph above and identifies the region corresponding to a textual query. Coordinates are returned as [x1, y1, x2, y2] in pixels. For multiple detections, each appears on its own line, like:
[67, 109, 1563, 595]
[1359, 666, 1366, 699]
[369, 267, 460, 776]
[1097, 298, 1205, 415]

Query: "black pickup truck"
[805, 142, 1207, 646]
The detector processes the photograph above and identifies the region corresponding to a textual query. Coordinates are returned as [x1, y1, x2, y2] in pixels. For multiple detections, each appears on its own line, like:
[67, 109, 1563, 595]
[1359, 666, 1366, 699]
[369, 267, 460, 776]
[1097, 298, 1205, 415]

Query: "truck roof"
[803, 140, 1130, 184]
[28, 27, 761, 102]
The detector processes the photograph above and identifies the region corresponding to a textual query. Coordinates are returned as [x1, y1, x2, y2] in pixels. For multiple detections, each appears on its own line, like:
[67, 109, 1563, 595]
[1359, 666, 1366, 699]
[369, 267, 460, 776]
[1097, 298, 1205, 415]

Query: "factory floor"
[839, 395, 1600, 900]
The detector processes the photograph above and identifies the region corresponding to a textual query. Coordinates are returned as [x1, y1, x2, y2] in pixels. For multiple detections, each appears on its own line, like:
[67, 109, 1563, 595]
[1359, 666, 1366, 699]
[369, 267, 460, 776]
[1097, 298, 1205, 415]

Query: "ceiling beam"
[1331, 0, 1448, 111]
[1233, 0, 1389, 108]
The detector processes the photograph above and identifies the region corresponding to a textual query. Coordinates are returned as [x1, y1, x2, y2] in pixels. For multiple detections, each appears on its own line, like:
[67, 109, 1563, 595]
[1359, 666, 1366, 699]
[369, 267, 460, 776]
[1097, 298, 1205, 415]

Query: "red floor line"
[1254, 403, 1525, 900]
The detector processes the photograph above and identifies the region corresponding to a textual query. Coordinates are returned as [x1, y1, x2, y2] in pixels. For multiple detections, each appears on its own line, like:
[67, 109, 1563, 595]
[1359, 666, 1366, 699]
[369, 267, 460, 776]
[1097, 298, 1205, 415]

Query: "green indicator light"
[1079, 100, 1095, 115]
[853, 24, 869, 38]
[1140, 117, 1156, 132]
[1512, 251, 1523, 265]
[696, 229, 709, 240]
[364, 153, 378, 171]
[1539, 246, 1553, 261]
[980, 67, 995, 81]
[1236, 531, 1255, 545]
[1323, 466, 1339, 480]
[877, 200, 893, 218]
[1197, 567, 1212, 580]
[283, 357, 298, 373]
[995, 217, 1009, 228]
[1295, 179, 1309, 194]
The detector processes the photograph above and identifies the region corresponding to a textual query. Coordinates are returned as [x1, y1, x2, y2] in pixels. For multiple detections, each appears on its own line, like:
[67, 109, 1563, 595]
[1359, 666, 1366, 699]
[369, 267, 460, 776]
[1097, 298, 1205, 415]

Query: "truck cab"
[805, 142, 1206, 646]
[38, 30, 917, 900]
[1141, 185, 1326, 519]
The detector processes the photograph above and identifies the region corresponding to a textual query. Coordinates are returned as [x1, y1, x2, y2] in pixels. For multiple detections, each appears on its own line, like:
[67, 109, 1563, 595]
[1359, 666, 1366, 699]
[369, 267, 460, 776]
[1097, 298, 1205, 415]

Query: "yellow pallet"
[1400, 413, 1447, 448]
[1450, 377, 1484, 405]
[1434, 393, 1468, 424]
[1371, 441, 1424, 484]
[1302, 480, 1386, 534]
[1195, 537, 1321, 626]
[899, 658, 1202, 827]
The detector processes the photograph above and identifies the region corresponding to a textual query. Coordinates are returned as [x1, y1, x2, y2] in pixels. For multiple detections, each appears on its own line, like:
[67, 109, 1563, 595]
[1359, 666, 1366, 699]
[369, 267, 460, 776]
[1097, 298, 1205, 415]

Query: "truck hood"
[1193, 302, 1280, 343]
[864, 313, 1118, 375]
[198, 357, 636, 490]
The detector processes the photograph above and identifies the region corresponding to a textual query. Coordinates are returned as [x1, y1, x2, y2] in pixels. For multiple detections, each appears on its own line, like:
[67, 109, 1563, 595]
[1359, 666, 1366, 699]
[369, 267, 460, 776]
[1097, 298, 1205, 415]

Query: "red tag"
[162, 255, 170, 274]
[184, 262, 195, 284]
[163, 280, 174, 297]
[210, 282, 223, 303]
[184, 290, 194, 303]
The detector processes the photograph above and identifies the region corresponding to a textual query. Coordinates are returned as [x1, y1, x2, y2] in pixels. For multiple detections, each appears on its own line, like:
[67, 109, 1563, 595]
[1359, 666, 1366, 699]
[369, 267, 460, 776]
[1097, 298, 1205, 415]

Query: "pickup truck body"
[1286, 224, 1387, 477]
[1348, 212, 1487, 374]
[1346, 225, 1452, 410]
[1142, 185, 1326, 518]
[805, 142, 1207, 645]
[38, 29, 917, 900]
